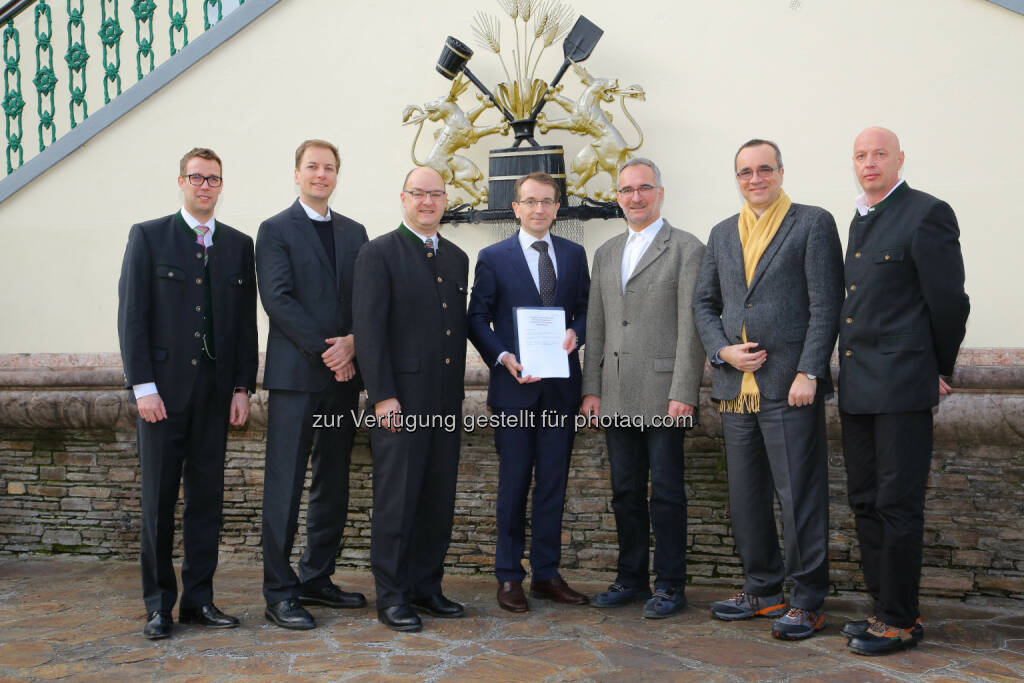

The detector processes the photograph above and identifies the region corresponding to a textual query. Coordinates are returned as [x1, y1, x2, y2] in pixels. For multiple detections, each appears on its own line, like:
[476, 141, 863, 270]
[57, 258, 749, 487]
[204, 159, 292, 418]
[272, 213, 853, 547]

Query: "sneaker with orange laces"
[709, 591, 786, 621]
[771, 607, 826, 640]
[848, 618, 924, 655]
[842, 615, 922, 639]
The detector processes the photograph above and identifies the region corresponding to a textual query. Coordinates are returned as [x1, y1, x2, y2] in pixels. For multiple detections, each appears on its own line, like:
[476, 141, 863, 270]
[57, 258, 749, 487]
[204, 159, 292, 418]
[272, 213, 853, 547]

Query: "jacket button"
[437, 276, 443, 283]
[445, 358, 451, 365]
[168, 271, 174, 277]
[442, 302, 448, 309]
[746, 303, 752, 308]
[196, 252, 202, 259]
[195, 278, 202, 285]
[237, 278, 243, 285]
[849, 284, 857, 291]
[191, 358, 198, 366]
[195, 305, 202, 312]
[854, 252, 862, 258]
[884, 254, 891, 261]
[194, 331, 201, 338]
[613, 351, 618, 356]
[622, 321, 628, 326]
[846, 317, 853, 324]
[446, 329, 451, 336]
[845, 350, 853, 357]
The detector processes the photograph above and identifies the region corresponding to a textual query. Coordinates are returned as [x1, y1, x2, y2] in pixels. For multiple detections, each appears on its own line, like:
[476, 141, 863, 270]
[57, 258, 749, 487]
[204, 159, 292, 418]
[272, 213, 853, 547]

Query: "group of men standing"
[118, 126, 969, 657]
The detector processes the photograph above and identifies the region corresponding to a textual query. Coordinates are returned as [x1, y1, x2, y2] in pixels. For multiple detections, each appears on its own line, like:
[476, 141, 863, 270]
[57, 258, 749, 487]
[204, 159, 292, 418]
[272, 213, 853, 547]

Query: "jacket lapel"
[626, 223, 669, 285]
[289, 200, 333, 275]
[508, 234, 543, 305]
[330, 211, 349, 297]
[746, 206, 797, 296]
[551, 235, 571, 305]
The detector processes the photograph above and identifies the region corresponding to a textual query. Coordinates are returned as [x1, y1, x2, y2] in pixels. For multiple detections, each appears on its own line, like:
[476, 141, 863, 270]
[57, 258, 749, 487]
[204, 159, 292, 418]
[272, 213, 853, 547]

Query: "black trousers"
[605, 425, 687, 590]
[841, 410, 933, 628]
[137, 358, 227, 614]
[261, 382, 359, 605]
[369, 416, 461, 609]
[720, 396, 830, 610]
[492, 389, 575, 583]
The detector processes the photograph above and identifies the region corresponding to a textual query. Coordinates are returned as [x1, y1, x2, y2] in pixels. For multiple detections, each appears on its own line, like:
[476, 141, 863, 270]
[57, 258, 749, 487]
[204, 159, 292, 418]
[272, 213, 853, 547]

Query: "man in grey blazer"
[693, 139, 843, 640]
[256, 139, 369, 630]
[581, 158, 706, 619]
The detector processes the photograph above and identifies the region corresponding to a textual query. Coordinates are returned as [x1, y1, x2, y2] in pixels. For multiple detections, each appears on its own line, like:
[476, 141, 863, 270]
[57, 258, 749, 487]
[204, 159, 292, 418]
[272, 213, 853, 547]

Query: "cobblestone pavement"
[0, 558, 1021, 681]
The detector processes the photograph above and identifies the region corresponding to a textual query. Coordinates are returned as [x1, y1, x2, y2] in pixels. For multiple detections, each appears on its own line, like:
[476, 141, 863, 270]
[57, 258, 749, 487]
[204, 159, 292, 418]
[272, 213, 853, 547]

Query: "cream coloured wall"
[0, 0, 1019, 352]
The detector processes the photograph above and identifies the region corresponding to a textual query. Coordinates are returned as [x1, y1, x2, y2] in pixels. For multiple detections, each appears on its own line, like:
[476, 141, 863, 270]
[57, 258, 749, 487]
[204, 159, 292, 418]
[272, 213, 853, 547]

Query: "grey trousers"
[720, 395, 830, 611]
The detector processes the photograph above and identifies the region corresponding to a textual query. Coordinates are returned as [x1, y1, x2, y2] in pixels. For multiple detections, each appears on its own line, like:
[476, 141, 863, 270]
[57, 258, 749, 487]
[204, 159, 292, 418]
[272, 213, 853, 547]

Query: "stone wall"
[1, 351, 1022, 601]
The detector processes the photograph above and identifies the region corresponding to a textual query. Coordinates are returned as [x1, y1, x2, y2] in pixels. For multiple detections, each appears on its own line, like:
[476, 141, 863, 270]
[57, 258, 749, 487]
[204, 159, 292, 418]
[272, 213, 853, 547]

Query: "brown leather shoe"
[530, 577, 589, 605]
[497, 580, 528, 612]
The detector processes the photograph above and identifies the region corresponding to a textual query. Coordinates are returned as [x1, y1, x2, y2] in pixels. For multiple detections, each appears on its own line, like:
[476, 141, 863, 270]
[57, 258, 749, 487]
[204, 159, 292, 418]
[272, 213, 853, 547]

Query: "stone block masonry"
[0, 350, 1022, 601]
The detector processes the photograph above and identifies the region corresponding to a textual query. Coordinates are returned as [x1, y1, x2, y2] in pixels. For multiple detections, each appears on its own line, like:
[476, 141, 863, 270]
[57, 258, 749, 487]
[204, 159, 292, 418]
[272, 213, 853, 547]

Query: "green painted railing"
[1, 0, 243, 175]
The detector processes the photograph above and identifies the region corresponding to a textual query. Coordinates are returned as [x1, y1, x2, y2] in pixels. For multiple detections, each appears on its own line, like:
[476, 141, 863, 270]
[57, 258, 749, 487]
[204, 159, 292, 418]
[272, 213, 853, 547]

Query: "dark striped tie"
[532, 241, 556, 306]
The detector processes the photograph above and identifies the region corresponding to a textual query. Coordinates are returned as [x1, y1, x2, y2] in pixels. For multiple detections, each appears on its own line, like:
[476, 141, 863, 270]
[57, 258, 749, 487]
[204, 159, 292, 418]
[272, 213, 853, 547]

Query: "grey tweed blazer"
[692, 203, 844, 402]
[581, 220, 706, 423]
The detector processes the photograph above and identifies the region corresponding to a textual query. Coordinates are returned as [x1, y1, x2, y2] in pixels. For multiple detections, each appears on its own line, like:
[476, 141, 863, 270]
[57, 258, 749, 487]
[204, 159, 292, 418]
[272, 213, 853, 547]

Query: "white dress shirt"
[855, 179, 905, 216]
[403, 222, 438, 251]
[621, 217, 664, 291]
[299, 199, 332, 221]
[518, 228, 558, 291]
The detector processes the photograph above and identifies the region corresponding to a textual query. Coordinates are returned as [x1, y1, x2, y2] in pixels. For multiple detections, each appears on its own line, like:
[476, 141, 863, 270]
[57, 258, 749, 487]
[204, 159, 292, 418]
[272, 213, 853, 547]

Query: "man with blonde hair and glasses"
[581, 158, 705, 619]
[693, 138, 843, 640]
[118, 147, 258, 639]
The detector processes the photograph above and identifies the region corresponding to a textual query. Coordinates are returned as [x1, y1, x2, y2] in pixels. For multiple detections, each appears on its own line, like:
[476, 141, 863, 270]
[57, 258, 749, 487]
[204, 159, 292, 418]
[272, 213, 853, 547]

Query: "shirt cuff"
[496, 351, 509, 365]
[712, 348, 725, 365]
[133, 382, 158, 399]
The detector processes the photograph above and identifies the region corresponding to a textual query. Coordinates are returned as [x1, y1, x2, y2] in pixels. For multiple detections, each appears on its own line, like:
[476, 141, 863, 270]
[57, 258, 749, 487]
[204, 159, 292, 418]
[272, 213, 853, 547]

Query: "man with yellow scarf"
[693, 139, 844, 640]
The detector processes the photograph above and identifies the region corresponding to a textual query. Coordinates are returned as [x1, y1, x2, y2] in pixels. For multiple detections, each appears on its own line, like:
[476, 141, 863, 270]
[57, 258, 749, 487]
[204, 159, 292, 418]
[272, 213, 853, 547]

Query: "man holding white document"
[468, 172, 590, 613]
[581, 158, 706, 619]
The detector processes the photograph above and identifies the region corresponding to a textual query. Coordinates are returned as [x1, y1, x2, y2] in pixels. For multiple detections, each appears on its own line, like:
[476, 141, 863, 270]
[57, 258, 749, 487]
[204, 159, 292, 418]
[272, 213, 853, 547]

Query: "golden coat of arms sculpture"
[403, 1, 647, 218]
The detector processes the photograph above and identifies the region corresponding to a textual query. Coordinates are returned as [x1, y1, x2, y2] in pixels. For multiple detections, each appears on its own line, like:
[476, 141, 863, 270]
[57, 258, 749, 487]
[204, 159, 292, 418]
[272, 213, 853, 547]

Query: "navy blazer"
[468, 233, 590, 410]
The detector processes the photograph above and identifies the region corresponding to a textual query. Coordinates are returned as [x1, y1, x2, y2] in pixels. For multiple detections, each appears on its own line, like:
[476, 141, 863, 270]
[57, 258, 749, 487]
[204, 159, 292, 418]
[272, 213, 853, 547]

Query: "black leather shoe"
[378, 604, 422, 632]
[411, 593, 465, 618]
[265, 598, 316, 630]
[143, 610, 172, 640]
[299, 583, 367, 609]
[179, 603, 240, 628]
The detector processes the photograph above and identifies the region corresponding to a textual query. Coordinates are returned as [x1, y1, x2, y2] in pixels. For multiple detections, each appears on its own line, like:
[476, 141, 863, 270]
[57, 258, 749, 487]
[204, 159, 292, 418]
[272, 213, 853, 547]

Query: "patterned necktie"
[424, 236, 435, 259]
[191, 224, 210, 265]
[532, 241, 556, 306]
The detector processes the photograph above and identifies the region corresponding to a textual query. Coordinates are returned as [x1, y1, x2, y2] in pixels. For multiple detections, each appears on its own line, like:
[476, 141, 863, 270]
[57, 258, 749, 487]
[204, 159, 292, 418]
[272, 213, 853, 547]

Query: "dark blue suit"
[468, 233, 589, 582]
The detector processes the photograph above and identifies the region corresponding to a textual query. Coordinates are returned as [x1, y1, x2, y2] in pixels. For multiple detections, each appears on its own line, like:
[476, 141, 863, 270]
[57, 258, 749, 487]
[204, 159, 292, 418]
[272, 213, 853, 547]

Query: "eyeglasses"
[617, 184, 658, 196]
[182, 173, 222, 187]
[736, 165, 778, 181]
[404, 189, 446, 200]
[515, 198, 557, 208]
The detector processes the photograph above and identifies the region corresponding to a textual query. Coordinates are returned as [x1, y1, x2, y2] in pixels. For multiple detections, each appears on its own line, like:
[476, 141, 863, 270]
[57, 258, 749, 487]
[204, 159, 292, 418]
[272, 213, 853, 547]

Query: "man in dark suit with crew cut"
[256, 139, 369, 630]
[693, 138, 844, 641]
[118, 147, 258, 639]
[468, 172, 590, 613]
[353, 166, 469, 632]
[839, 126, 969, 656]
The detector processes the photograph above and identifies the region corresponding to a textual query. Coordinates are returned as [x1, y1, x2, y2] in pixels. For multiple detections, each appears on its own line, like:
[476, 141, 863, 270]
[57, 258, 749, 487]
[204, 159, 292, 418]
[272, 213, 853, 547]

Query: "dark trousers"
[605, 425, 687, 590]
[261, 382, 359, 604]
[369, 416, 462, 609]
[137, 358, 227, 614]
[493, 390, 575, 583]
[841, 410, 933, 628]
[720, 396, 830, 610]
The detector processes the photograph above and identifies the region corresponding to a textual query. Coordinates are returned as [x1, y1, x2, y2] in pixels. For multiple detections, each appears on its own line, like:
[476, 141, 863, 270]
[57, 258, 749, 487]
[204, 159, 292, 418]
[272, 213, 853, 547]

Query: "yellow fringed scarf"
[720, 190, 792, 414]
